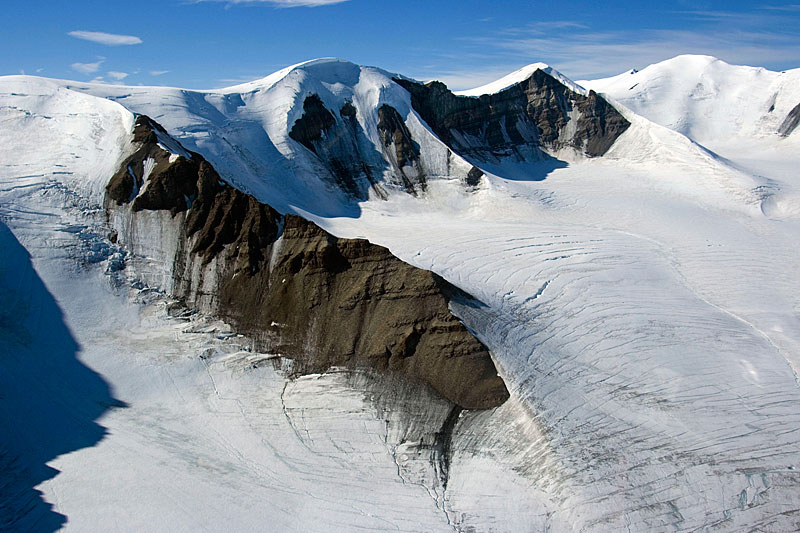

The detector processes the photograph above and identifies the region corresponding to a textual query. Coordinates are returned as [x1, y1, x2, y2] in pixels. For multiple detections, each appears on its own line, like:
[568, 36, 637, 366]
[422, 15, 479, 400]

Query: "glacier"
[1, 55, 800, 531]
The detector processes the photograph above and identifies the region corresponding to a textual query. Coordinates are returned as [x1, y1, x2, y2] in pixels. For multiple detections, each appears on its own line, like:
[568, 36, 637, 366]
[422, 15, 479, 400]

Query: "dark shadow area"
[0, 221, 125, 532]
[470, 157, 569, 182]
[391, 72, 631, 185]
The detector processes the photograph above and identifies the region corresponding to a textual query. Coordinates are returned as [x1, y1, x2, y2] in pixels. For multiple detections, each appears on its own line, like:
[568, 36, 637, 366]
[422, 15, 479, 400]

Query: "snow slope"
[582, 54, 800, 221]
[2, 57, 800, 531]
[312, 152, 800, 530]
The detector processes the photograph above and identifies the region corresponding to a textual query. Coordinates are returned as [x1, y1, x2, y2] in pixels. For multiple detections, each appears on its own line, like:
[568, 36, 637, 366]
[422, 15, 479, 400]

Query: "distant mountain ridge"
[0, 58, 632, 216]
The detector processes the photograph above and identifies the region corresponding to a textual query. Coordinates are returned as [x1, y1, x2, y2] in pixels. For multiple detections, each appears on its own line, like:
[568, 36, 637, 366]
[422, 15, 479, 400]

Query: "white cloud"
[107, 71, 129, 80]
[72, 59, 105, 74]
[68, 30, 142, 46]
[149, 70, 170, 76]
[197, 0, 349, 6]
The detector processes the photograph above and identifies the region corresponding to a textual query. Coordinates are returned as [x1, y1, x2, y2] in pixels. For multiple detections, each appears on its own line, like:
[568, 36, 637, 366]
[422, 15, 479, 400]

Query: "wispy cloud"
[149, 70, 170, 76]
[68, 30, 142, 46]
[502, 20, 590, 35]
[107, 71, 129, 80]
[433, 6, 800, 86]
[762, 4, 800, 11]
[484, 30, 800, 79]
[71, 58, 105, 74]
[196, 0, 349, 5]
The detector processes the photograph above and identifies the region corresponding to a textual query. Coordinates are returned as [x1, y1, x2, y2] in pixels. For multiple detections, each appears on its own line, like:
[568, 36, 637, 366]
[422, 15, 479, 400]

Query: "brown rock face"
[211, 214, 508, 409]
[107, 115, 199, 215]
[394, 69, 630, 161]
[184, 161, 282, 268]
[377, 104, 426, 194]
[109, 117, 509, 410]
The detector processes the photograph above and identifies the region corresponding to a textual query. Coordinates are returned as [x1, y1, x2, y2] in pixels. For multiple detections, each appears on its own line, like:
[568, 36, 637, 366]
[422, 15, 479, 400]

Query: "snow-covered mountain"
[582, 54, 800, 219]
[2, 56, 800, 531]
[581, 54, 800, 143]
[24, 58, 630, 214]
[579, 55, 800, 144]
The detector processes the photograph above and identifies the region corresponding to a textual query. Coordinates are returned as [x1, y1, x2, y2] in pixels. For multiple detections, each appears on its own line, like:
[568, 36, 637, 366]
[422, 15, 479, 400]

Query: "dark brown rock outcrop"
[288, 94, 337, 154]
[466, 166, 484, 187]
[779, 102, 800, 137]
[106, 115, 199, 215]
[210, 213, 507, 409]
[394, 69, 630, 161]
[288, 95, 386, 200]
[109, 116, 509, 410]
[377, 104, 426, 194]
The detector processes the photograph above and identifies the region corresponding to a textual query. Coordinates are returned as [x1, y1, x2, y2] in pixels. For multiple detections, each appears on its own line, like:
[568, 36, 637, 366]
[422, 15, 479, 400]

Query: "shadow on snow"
[0, 221, 125, 532]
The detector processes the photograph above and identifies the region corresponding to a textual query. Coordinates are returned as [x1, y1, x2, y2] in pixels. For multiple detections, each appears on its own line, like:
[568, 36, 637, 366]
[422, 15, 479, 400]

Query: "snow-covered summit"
[456, 62, 588, 97]
[31, 58, 472, 216]
[0, 54, 765, 216]
[215, 57, 399, 95]
[581, 54, 800, 143]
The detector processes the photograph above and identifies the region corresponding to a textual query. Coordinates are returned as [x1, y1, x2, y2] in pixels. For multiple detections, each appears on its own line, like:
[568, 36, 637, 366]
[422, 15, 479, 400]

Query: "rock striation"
[376, 104, 427, 194]
[107, 115, 509, 410]
[779, 102, 800, 137]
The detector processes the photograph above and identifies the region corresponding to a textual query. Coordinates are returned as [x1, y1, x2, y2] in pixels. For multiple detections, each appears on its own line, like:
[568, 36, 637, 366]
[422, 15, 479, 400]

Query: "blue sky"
[4, 0, 800, 89]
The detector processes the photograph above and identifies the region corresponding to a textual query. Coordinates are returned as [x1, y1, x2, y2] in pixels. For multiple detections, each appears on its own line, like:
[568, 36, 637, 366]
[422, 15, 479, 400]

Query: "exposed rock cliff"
[283, 68, 629, 202]
[395, 69, 630, 163]
[288, 94, 385, 200]
[107, 116, 199, 214]
[376, 104, 427, 194]
[107, 115, 509, 410]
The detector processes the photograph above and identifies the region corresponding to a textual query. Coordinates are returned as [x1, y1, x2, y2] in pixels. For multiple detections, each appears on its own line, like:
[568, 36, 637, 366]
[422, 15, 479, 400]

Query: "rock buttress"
[108, 115, 509, 410]
[107, 115, 200, 214]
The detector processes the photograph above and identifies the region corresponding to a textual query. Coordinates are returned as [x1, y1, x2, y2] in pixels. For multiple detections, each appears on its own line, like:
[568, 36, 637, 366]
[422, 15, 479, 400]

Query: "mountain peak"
[455, 62, 587, 97]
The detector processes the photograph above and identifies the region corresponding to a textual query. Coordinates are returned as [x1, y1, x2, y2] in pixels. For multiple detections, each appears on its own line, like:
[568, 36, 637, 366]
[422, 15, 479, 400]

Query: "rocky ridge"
[282, 65, 630, 201]
[107, 115, 509, 410]
[395, 69, 630, 164]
